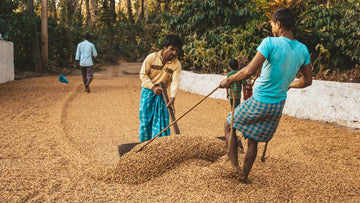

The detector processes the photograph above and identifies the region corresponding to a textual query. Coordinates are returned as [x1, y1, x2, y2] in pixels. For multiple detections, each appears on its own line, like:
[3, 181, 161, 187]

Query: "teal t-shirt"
[253, 37, 310, 103]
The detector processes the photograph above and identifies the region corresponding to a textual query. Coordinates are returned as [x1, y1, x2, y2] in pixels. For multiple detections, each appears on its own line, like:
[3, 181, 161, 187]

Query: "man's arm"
[139, 55, 161, 94]
[167, 65, 181, 110]
[92, 44, 97, 59]
[139, 57, 155, 88]
[289, 64, 312, 89]
[220, 52, 265, 88]
[75, 44, 80, 67]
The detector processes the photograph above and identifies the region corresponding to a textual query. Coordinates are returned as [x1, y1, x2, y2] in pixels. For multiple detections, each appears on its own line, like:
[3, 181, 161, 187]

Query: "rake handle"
[64, 65, 78, 76]
[261, 141, 269, 162]
[136, 85, 220, 153]
[160, 82, 180, 134]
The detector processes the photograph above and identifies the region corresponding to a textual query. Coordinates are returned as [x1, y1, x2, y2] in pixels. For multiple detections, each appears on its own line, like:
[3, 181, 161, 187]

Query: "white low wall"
[179, 71, 360, 129]
[0, 40, 14, 84]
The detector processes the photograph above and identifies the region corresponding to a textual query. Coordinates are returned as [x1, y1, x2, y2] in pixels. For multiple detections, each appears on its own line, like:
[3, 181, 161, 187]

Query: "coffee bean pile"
[99, 134, 228, 184]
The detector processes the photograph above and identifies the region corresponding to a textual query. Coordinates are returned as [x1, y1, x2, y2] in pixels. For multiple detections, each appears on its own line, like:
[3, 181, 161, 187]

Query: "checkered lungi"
[139, 87, 170, 142]
[227, 97, 285, 142]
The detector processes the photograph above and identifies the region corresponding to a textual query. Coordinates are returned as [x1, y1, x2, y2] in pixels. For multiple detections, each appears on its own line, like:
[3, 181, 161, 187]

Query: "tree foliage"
[160, 0, 261, 73]
[159, 0, 360, 78]
[0, 0, 359, 82]
[297, 2, 360, 73]
[1, 0, 38, 70]
[0, 0, 163, 72]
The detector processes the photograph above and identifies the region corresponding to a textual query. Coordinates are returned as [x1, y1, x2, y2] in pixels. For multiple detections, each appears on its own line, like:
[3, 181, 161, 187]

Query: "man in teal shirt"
[75, 32, 97, 93]
[220, 8, 313, 182]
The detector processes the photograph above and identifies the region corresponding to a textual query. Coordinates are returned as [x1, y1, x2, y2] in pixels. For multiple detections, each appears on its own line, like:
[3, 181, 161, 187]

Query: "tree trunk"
[126, 0, 134, 24]
[41, 0, 48, 71]
[145, 0, 148, 23]
[123, 0, 126, 13]
[135, 0, 140, 22]
[117, 0, 122, 14]
[64, 1, 74, 25]
[27, 0, 42, 73]
[139, 0, 144, 20]
[85, 0, 91, 26]
[90, 0, 98, 29]
[110, 0, 116, 23]
[75, 0, 83, 25]
[73, 0, 81, 15]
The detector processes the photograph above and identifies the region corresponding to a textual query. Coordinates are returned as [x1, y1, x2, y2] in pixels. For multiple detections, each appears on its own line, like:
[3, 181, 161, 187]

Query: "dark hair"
[163, 34, 183, 50]
[83, 32, 91, 40]
[229, 59, 239, 70]
[271, 8, 295, 30]
[239, 64, 247, 69]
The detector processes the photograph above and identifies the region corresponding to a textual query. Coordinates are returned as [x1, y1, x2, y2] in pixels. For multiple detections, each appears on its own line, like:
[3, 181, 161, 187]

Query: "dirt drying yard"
[0, 63, 359, 202]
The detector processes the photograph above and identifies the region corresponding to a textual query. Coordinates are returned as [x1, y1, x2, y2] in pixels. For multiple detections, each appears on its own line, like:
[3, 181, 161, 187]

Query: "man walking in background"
[75, 32, 97, 93]
[138, 34, 183, 142]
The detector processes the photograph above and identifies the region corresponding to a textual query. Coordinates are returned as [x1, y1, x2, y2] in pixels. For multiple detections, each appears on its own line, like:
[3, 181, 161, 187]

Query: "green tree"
[297, 2, 360, 75]
[161, 0, 259, 73]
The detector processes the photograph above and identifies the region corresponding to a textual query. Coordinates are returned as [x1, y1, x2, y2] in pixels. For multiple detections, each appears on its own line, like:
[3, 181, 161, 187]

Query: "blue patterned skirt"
[227, 97, 285, 142]
[139, 87, 170, 142]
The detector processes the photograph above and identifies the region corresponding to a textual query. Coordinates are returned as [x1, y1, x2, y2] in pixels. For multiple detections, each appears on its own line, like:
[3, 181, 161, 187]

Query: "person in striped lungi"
[226, 59, 247, 151]
[220, 8, 313, 182]
[226, 59, 247, 109]
[138, 35, 183, 142]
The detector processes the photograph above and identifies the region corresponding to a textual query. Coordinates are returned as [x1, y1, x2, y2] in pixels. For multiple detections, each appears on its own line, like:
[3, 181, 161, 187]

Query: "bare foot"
[239, 177, 248, 184]
[85, 85, 90, 93]
[237, 170, 248, 183]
